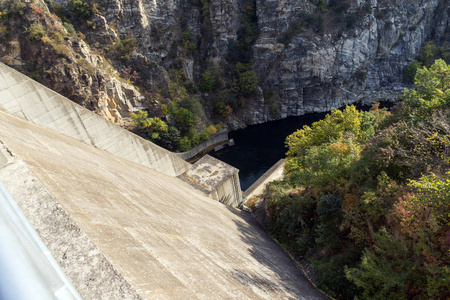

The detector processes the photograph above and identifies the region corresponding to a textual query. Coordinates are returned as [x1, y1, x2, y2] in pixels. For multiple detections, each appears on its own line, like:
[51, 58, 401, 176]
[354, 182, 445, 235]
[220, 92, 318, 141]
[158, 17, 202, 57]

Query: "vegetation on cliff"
[0, 0, 224, 150]
[261, 59, 450, 299]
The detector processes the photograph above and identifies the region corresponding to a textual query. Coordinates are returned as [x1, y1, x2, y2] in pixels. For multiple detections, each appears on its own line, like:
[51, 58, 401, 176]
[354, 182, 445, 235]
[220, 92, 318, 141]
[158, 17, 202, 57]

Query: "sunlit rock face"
[252, 0, 449, 120]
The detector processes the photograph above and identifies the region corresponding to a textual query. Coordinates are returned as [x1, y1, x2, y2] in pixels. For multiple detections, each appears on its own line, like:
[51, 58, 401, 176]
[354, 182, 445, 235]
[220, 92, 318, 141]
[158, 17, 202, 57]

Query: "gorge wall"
[0, 0, 449, 129]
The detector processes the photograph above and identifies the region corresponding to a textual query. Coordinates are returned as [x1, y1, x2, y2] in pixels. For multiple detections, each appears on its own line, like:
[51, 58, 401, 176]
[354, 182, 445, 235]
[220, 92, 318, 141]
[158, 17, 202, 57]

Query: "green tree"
[239, 70, 258, 96]
[178, 136, 192, 151]
[402, 59, 450, 121]
[26, 23, 46, 41]
[130, 110, 168, 142]
[69, 0, 91, 20]
[346, 228, 426, 300]
[160, 126, 181, 151]
[199, 70, 215, 92]
[419, 41, 437, 67]
[403, 60, 421, 83]
[199, 130, 210, 142]
[175, 107, 196, 132]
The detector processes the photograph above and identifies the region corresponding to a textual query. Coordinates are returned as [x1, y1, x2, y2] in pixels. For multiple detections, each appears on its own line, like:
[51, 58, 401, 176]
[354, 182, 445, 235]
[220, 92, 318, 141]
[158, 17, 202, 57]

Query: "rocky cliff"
[0, 0, 449, 128]
[253, 0, 450, 118]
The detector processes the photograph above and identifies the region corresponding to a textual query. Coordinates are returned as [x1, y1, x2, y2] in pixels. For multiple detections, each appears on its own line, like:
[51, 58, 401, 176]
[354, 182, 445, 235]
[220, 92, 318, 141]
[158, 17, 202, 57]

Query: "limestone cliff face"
[252, 0, 450, 119]
[1, 0, 449, 127]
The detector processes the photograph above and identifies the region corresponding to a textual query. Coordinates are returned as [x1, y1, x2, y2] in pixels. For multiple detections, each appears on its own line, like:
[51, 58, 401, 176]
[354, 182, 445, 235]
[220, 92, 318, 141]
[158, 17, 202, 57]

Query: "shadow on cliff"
[225, 207, 327, 299]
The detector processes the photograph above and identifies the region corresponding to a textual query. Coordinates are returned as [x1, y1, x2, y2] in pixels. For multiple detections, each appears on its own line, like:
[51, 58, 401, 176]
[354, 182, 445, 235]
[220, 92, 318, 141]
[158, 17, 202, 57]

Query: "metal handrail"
[0, 180, 82, 300]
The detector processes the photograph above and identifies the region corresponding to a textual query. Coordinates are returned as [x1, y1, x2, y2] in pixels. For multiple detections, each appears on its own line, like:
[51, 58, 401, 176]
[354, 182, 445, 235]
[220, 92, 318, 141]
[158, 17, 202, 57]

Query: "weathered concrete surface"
[0, 112, 326, 299]
[179, 155, 242, 207]
[0, 142, 141, 300]
[0, 62, 190, 177]
[243, 159, 285, 200]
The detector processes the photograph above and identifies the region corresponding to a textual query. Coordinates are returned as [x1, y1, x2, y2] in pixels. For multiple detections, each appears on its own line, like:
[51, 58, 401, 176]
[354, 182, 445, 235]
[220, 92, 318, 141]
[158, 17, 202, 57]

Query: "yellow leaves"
[328, 142, 350, 158]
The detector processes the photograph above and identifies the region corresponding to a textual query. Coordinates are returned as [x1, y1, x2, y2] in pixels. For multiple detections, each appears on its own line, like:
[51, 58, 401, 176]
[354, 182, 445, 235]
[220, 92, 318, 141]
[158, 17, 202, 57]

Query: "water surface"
[211, 112, 328, 191]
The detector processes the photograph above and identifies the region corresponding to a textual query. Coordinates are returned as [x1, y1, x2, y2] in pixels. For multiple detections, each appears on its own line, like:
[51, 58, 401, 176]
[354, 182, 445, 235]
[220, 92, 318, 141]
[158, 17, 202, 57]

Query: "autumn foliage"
[263, 60, 450, 299]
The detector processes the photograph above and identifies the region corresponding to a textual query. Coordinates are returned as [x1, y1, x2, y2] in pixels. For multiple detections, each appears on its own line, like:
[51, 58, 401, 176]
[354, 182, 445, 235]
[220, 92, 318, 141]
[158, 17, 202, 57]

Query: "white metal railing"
[0, 180, 82, 300]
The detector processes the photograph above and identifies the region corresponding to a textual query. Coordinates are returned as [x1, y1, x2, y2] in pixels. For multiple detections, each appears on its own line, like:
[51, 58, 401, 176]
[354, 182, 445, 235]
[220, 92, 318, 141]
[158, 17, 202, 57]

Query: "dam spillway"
[0, 63, 326, 299]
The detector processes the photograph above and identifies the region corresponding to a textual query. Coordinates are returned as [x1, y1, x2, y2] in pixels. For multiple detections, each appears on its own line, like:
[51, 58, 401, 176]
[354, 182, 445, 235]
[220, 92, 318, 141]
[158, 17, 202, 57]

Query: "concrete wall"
[208, 172, 242, 207]
[243, 159, 285, 200]
[175, 130, 229, 161]
[0, 63, 190, 177]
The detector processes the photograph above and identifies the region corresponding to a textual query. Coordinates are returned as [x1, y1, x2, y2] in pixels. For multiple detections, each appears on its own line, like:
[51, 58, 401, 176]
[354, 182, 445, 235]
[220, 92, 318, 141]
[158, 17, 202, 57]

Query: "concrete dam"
[0, 63, 325, 299]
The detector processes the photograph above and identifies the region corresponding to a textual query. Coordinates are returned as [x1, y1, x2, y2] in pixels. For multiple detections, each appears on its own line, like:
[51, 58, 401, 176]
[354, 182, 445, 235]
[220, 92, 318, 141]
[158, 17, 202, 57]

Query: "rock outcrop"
[0, 0, 151, 124]
[252, 0, 450, 119]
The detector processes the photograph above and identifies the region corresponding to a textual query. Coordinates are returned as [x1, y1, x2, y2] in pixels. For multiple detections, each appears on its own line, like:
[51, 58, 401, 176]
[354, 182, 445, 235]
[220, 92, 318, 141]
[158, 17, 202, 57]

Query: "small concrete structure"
[179, 155, 242, 207]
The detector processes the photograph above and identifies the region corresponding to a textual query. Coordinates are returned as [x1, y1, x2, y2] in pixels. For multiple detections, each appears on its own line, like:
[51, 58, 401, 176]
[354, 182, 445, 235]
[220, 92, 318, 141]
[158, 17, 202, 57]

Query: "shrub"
[175, 107, 196, 132]
[199, 130, 210, 142]
[69, 0, 91, 20]
[239, 70, 258, 96]
[63, 22, 76, 36]
[402, 59, 450, 121]
[26, 23, 46, 41]
[160, 126, 181, 151]
[178, 136, 192, 151]
[187, 129, 200, 146]
[403, 60, 421, 83]
[180, 96, 203, 116]
[214, 101, 233, 116]
[116, 37, 137, 60]
[206, 125, 217, 135]
[199, 70, 215, 92]
[419, 41, 437, 67]
[346, 228, 426, 300]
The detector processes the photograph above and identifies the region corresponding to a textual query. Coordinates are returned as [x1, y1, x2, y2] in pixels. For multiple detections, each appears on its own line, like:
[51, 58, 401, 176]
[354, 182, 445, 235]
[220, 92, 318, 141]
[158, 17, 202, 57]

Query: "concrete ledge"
[175, 130, 229, 161]
[243, 159, 285, 200]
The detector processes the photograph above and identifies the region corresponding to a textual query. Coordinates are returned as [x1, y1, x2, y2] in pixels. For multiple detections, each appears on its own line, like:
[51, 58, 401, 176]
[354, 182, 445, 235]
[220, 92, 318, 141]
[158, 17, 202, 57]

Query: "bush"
[63, 22, 76, 36]
[187, 129, 200, 146]
[69, 0, 91, 20]
[116, 37, 137, 60]
[346, 228, 426, 300]
[206, 125, 217, 135]
[160, 126, 181, 151]
[26, 23, 46, 41]
[178, 136, 192, 151]
[175, 107, 196, 132]
[214, 101, 233, 116]
[402, 59, 450, 121]
[199, 130, 210, 142]
[403, 60, 421, 83]
[180, 96, 203, 116]
[199, 70, 214, 92]
[239, 70, 258, 96]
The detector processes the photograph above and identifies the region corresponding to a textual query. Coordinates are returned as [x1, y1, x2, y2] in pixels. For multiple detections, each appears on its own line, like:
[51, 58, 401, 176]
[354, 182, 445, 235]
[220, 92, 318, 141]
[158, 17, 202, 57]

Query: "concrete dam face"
[0, 63, 325, 299]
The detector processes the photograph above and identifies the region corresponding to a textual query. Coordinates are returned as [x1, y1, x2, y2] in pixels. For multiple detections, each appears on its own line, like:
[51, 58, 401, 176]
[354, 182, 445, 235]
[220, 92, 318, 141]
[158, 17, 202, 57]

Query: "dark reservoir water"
[211, 112, 329, 191]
